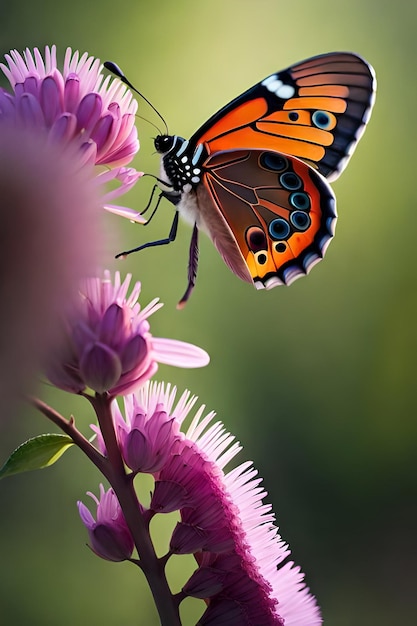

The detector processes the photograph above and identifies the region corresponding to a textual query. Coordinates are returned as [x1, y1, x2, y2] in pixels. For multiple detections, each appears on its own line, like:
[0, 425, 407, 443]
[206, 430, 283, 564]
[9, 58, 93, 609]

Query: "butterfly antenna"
[136, 114, 164, 136]
[104, 60, 169, 135]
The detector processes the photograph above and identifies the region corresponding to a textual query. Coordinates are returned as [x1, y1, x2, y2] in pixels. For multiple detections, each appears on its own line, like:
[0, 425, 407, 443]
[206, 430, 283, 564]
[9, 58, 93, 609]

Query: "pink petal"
[102, 204, 146, 223]
[64, 75, 80, 112]
[49, 113, 77, 143]
[16, 93, 45, 127]
[77, 501, 95, 528]
[40, 76, 63, 125]
[76, 92, 103, 133]
[152, 337, 210, 368]
[79, 343, 122, 393]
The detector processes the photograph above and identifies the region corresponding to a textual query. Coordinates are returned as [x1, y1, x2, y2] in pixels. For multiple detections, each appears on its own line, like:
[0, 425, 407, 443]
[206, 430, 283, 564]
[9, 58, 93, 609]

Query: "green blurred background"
[1, 0, 416, 624]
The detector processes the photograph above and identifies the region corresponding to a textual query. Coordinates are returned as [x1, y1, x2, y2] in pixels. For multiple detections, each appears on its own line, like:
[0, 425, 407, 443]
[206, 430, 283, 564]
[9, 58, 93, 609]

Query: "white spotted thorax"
[262, 74, 296, 100]
[155, 134, 207, 228]
[156, 136, 205, 190]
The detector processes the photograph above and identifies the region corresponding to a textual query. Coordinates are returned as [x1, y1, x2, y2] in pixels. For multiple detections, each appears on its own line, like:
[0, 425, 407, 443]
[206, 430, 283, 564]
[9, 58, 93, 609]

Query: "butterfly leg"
[140, 183, 160, 218]
[177, 223, 199, 309]
[115, 210, 179, 258]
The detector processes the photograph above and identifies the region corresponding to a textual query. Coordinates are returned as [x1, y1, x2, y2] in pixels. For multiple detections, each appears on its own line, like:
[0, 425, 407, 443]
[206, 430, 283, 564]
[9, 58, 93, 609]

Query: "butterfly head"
[154, 134, 185, 155]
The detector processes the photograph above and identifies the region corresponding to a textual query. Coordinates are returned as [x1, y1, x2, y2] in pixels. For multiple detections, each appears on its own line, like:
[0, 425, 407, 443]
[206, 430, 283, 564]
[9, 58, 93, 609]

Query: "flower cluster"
[80, 382, 321, 625]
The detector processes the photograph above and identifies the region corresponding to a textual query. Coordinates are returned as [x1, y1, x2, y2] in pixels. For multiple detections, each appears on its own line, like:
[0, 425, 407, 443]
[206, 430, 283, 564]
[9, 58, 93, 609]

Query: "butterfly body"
[122, 52, 375, 303]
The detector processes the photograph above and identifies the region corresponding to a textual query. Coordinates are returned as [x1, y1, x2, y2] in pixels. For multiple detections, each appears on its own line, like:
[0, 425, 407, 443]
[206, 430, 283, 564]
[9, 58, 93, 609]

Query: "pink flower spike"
[114, 381, 322, 625]
[47, 271, 209, 396]
[77, 485, 134, 562]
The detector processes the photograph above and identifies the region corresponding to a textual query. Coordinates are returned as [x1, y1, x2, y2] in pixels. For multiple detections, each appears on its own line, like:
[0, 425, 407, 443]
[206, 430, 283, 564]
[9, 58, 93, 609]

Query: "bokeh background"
[1, 1, 416, 624]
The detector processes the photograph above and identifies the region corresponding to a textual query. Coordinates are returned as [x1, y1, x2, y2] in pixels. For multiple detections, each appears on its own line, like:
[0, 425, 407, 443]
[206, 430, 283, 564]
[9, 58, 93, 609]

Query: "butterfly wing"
[195, 148, 336, 289]
[190, 52, 375, 181]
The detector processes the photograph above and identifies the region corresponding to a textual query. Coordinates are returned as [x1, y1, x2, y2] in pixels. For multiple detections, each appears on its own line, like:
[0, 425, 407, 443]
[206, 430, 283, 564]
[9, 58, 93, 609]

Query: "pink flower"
[47, 271, 210, 396]
[111, 382, 322, 625]
[77, 485, 134, 562]
[0, 45, 143, 220]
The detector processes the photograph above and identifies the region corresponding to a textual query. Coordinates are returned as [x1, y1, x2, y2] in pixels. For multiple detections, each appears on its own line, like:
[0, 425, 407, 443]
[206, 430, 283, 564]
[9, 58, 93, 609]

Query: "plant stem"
[29, 396, 107, 474]
[90, 393, 182, 626]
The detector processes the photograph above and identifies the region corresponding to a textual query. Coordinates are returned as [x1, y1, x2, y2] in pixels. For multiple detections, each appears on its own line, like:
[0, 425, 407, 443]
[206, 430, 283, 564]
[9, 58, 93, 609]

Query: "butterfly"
[111, 52, 376, 306]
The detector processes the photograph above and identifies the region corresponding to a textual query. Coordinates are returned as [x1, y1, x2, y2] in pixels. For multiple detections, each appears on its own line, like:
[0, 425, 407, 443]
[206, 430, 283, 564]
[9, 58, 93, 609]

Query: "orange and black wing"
[199, 149, 336, 289]
[190, 52, 375, 181]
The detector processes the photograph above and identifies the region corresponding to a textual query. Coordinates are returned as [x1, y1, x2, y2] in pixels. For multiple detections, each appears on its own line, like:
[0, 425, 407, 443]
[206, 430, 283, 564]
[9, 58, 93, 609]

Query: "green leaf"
[0, 434, 74, 479]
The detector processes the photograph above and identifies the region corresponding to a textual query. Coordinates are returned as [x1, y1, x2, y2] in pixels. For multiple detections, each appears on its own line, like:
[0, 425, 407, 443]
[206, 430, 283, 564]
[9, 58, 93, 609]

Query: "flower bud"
[77, 485, 134, 562]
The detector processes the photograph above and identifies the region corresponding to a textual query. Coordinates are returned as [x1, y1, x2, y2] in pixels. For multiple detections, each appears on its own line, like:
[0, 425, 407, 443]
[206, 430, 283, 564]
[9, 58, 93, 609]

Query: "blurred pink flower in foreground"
[83, 382, 322, 625]
[47, 271, 210, 396]
[0, 126, 101, 417]
[0, 45, 147, 415]
[0, 45, 143, 220]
